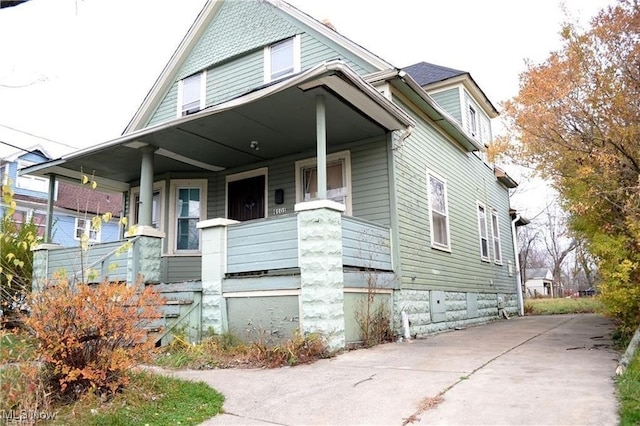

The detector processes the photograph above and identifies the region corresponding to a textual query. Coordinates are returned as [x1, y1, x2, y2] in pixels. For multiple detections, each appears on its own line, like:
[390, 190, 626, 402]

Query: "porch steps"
[143, 281, 203, 346]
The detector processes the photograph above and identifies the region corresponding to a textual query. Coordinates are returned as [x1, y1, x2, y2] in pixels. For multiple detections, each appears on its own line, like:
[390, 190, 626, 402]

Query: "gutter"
[512, 214, 525, 316]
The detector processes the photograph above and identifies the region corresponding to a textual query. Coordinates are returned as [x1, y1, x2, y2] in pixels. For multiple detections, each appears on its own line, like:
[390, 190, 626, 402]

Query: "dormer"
[403, 62, 499, 146]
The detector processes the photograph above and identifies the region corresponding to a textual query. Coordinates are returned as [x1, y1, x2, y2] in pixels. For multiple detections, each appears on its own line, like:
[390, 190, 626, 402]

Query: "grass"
[524, 297, 603, 315]
[1, 329, 224, 425]
[617, 350, 640, 425]
[153, 330, 327, 370]
[51, 371, 224, 426]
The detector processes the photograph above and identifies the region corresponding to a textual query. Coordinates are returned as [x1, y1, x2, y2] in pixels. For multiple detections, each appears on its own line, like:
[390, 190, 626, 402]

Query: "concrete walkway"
[168, 314, 620, 425]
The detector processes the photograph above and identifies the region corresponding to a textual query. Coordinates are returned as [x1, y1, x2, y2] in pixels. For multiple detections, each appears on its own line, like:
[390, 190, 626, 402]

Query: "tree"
[500, 0, 640, 333]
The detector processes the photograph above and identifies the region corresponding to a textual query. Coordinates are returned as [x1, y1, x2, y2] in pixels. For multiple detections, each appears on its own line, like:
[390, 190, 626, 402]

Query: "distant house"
[1, 146, 122, 246]
[524, 268, 553, 298]
[26, 0, 526, 349]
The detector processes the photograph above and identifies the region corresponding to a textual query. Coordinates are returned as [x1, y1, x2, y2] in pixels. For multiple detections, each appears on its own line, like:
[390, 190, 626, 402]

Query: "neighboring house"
[524, 268, 553, 298]
[26, 0, 524, 349]
[1, 147, 122, 246]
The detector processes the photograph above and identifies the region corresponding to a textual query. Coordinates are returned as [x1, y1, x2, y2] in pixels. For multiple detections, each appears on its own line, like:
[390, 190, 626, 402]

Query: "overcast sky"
[0, 0, 616, 215]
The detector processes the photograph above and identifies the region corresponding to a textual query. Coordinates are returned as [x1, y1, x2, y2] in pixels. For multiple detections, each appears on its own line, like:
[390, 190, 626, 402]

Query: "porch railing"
[225, 214, 392, 275]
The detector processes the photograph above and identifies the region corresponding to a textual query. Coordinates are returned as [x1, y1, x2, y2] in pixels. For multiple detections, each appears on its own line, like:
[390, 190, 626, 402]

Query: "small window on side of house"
[491, 210, 502, 264]
[477, 203, 489, 261]
[469, 105, 478, 137]
[75, 217, 101, 243]
[264, 36, 300, 82]
[179, 71, 205, 116]
[427, 172, 450, 251]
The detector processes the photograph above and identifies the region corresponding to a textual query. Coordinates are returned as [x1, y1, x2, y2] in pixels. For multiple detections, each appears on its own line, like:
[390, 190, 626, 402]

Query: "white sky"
[0, 0, 616, 215]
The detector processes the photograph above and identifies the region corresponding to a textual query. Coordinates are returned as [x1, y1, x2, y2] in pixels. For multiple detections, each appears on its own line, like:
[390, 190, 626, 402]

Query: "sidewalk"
[167, 314, 620, 425]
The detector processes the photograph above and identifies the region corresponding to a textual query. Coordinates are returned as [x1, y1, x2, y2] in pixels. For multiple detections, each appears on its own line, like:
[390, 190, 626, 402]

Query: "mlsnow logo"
[1, 409, 57, 421]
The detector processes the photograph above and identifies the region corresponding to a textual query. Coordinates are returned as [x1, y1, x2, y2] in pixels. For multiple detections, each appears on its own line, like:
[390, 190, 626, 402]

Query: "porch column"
[316, 94, 327, 200]
[197, 218, 239, 334]
[127, 227, 164, 285]
[295, 199, 346, 352]
[45, 174, 56, 243]
[138, 146, 156, 227]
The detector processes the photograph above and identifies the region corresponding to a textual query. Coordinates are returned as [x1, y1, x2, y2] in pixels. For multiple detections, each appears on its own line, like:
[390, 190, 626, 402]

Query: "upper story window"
[469, 106, 478, 137]
[427, 171, 450, 251]
[16, 160, 49, 193]
[264, 35, 301, 83]
[477, 203, 489, 261]
[178, 71, 205, 116]
[295, 150, 352, 215]
[491, 210, 502, 264]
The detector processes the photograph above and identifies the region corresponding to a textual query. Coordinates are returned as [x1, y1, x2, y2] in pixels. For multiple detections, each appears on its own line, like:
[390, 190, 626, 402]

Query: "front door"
[227, 175, 265, 221]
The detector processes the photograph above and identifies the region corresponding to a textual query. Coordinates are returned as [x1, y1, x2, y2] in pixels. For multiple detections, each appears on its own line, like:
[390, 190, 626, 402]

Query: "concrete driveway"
[168, 314, 620, 425]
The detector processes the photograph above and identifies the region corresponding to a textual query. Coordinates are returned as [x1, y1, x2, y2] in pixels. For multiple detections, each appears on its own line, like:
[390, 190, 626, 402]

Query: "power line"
[0, 123, 79, 150]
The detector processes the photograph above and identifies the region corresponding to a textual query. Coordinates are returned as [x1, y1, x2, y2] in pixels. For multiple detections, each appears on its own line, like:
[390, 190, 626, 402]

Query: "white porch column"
[197, 218, 239, 334]
[45, 174, 56, 243]
[316, 94, 327, 200]
[138, 146, 156, 227]
[295, 199, 346, 352]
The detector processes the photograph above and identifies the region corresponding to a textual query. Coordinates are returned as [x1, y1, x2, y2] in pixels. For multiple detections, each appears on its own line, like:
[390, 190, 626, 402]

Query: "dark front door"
[227, 175, 265, 221]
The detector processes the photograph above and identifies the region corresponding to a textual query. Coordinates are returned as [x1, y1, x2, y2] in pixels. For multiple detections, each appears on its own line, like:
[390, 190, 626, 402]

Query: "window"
[264, 35, 300, 82]
[491, 210, 502, 264]
[168, 179, 207, 253]
[12, 209, 46, 237]
[75, 217, 100, 243]
[427, 172, 450, 250]
[477, 203, 489, 261]
[16, 160, 49, 193]
[295, 151, 352, 214]
[134, 190, 161, 228]
[179, 71, 205, 116]
[469, 106, 478, 137]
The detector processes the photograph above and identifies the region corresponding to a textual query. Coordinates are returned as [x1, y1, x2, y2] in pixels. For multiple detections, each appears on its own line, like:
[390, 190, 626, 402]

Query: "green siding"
[463, 91, 493, 145]
[210, 137, 390, 226]
[431, 88, 461, 123]
[392, 96, 515, 295]
[146, 1, 377, 127]
[162, 256, 202, 282]
[178, 1, 300, 81]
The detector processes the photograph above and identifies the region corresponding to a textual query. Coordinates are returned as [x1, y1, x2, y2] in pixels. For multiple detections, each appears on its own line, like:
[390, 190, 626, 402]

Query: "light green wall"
[431, 88, 461, 123]
[146, 0, 376, 127]
[226, 295, 300, 345]
[392, 95, 515, 295]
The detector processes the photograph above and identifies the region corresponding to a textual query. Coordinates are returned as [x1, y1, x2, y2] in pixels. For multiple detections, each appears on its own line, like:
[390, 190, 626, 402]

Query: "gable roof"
[124, 0, 393, 134]
[525, 268, 553, 281]
[403, 62, 466, 86]
[403, 61, 499, 118]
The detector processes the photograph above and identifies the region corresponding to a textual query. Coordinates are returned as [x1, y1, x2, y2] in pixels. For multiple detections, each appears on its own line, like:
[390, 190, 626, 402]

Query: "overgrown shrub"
[1, 182, 40, 326]
[0, 362, 53, 418]
[23, 279, 164, 400]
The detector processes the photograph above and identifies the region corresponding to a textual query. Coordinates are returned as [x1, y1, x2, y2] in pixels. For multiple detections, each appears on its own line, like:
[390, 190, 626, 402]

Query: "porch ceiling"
[24, 62, 413, 192]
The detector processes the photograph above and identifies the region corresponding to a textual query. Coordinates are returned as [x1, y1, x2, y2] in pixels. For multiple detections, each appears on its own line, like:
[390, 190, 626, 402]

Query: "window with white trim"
[16, 160, 49, 193]
[264, 36, 300, 82]
[75, 217, 101, 243]
[491, 210, 502, 264]
[469, 105, 478, 137]
[168, 179, 207, 253]
[427, 172, 450, 250]
[130, 182, 165, 232]
[477, 203, 490, 261]
[295, 151, 352, 214]
[178, 71, 205, 116]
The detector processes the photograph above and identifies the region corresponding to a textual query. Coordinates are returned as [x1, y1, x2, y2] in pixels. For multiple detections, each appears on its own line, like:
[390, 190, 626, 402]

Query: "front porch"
[32, 201, 395, 349]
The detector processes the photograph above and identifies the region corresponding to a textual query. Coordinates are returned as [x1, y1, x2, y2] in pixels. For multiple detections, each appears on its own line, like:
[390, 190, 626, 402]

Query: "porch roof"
[21, 61, 415, 192]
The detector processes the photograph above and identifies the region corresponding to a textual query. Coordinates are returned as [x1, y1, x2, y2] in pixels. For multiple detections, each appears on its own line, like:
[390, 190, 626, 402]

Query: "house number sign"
[273, 207, 287, 215]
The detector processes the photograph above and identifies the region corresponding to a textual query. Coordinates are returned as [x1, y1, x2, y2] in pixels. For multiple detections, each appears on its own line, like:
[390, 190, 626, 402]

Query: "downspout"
[512, 214, 524, 316]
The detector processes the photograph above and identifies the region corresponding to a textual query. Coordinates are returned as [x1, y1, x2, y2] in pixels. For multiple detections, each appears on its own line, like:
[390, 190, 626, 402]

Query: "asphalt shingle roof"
[402, 61, 467, 86]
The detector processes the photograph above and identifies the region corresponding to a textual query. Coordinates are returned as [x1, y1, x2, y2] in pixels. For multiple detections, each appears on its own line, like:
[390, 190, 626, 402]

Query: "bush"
[0, 362, 52, 416]
[23, 279, 164, 400]
[1, 182, 40, 326]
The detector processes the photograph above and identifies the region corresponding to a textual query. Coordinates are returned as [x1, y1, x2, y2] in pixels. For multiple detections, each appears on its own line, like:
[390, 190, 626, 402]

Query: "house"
[1, 145, 123, 246]
[25, 0, 524, 350]
[524, 268, 553, 298]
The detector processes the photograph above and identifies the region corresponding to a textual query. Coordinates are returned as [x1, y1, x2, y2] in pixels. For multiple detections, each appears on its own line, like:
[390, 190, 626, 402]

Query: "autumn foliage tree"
[500, 0, 640, 334]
